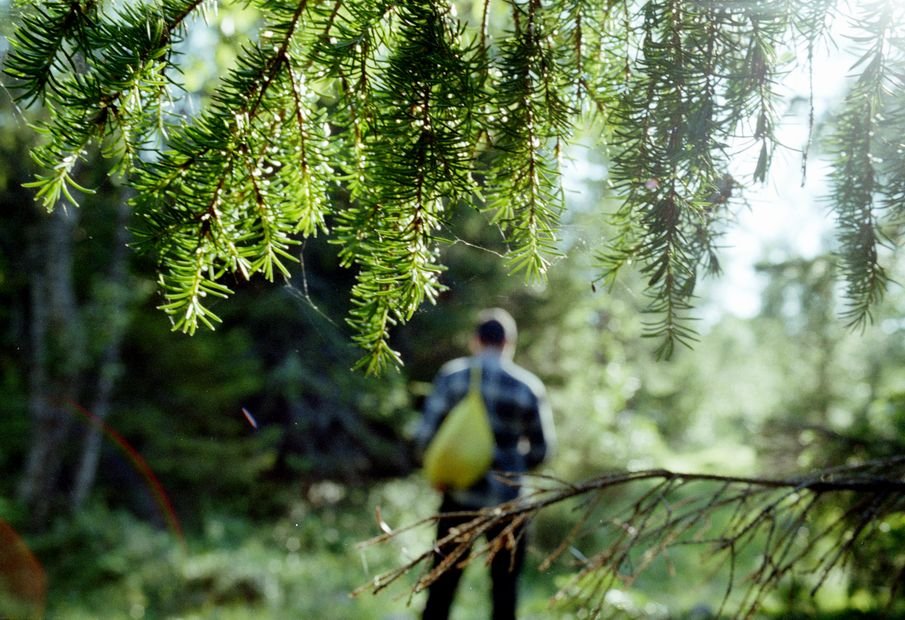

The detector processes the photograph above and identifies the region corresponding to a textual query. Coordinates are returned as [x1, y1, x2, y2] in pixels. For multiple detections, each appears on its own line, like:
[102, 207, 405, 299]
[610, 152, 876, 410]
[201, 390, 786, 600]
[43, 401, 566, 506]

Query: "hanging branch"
[9, 0, 905, 369]
[331, 0, 483, 372]
[484, 0, 572, 279]
[791, 0, 838, 183]
[604, 0, 729, 358]
[132, 0, 328, 333]
[355, 457, 905, 618]
[829, 0, 901, 328]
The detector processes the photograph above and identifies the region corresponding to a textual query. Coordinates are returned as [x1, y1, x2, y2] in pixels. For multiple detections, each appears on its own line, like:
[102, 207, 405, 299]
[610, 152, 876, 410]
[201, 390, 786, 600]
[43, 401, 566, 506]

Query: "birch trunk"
[18, 206, 85, 528]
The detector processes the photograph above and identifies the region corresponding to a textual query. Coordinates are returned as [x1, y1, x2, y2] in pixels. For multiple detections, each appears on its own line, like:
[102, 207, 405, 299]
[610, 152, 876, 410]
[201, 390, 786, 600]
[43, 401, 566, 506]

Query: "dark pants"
[422, 496, 527, 620]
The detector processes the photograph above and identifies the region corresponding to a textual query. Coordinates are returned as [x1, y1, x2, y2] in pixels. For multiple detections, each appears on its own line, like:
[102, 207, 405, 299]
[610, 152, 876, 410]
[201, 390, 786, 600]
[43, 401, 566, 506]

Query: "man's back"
[418, 351, 554, 507]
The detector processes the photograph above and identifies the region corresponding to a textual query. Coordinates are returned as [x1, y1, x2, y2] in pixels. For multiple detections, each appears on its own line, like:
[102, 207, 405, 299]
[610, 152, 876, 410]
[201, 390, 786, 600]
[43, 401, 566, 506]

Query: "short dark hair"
[475, 308, 517, 347]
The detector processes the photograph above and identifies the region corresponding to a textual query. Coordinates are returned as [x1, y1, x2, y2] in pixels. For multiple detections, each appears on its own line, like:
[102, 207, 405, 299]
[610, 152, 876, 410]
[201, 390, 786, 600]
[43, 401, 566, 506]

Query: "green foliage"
[5, 3, 905, 617]
[25, 476, 905, 619]
[8, 1, 905, 365]
[21, 484, 508, 619]
[112, 305, 278, 516]
[28, 503, 181, 606]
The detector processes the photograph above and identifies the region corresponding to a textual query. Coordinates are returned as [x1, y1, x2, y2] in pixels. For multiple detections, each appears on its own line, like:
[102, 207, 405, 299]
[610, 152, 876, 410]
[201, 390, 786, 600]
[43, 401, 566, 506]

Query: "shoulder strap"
[468, 360, 482, 394]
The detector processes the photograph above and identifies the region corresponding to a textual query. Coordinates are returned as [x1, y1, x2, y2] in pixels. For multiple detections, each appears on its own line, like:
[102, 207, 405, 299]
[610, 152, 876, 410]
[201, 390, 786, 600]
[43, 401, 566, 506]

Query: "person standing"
[416, 308, 555, 620]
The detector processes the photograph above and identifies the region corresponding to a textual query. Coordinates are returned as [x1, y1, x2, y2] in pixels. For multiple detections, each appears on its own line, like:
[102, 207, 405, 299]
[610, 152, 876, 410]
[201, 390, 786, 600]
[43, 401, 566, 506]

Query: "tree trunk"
[71, 199, 131, 510]
[18, 205, 85, 528]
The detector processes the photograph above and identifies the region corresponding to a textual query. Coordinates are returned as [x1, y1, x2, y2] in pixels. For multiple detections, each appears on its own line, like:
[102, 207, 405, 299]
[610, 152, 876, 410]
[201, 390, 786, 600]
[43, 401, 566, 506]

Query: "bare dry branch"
[355, 457, 905, 616]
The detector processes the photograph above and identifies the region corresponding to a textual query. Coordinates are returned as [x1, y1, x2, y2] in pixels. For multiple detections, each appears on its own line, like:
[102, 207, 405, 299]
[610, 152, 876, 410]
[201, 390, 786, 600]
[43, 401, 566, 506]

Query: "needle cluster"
[6, 0, 905, 367]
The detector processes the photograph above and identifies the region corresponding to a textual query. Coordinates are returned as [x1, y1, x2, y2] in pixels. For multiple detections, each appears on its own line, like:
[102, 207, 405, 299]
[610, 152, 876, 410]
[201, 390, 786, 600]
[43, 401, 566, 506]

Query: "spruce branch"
[829, 0, 899, 328]
[7, 0, 205, 208]
[7, 0, 905, 368]
[484, 0, 571, 279]
[133, 0, 331, 332]
[604, 0, 730, 358]
[4, 0, 96, 105]
[335, 0, 481, 371]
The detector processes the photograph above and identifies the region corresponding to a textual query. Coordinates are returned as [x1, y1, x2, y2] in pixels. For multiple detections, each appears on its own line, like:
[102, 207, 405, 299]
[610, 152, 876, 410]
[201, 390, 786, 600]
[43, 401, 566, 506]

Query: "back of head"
[475, 308, 517, 350]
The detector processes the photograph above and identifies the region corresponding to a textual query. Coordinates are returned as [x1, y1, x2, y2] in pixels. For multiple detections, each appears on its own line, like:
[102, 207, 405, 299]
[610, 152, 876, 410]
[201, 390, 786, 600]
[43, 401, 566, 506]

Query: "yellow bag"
[423, 363, 494, 490]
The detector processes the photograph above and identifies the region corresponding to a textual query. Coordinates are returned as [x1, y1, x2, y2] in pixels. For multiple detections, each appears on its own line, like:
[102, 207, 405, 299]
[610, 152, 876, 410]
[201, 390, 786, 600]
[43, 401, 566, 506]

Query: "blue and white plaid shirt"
[416, 350, 555, 508]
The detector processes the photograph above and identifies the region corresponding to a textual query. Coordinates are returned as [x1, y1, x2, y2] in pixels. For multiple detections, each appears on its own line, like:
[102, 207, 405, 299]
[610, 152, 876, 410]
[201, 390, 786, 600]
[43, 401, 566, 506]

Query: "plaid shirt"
[416, 350, 555, 508]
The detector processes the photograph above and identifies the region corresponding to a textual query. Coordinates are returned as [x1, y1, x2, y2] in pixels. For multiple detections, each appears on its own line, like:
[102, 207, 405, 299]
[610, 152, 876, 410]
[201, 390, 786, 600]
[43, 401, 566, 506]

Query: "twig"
[354, 459, 905, 616]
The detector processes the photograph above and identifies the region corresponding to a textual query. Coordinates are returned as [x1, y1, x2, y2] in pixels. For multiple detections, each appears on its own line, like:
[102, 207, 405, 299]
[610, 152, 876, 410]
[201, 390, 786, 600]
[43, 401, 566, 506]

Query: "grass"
[17, 479, 575, 620]
[10, 476, 902, 620]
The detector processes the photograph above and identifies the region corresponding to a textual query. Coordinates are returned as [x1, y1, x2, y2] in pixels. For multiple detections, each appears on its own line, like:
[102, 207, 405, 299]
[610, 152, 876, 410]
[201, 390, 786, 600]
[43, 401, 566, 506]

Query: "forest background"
[1, 1, 905, 618]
